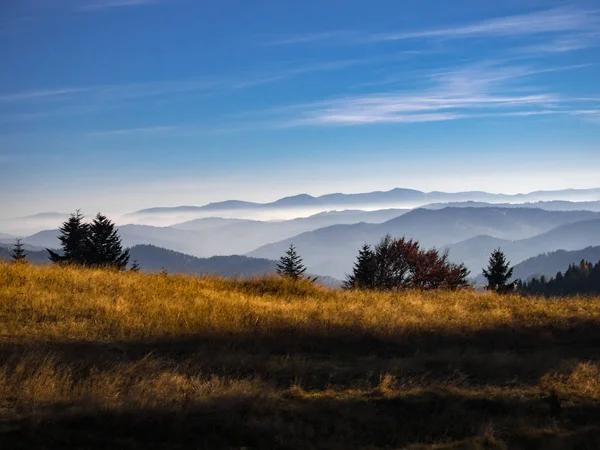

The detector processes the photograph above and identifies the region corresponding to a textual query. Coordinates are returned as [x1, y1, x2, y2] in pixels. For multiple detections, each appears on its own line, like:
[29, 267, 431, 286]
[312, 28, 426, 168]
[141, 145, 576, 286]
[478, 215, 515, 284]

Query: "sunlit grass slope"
[1, 262, 600, 449]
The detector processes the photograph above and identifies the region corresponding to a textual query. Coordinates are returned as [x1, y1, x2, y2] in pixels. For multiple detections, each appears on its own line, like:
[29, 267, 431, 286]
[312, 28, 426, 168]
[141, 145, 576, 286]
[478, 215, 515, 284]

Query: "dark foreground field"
[1, 263, 600, 449]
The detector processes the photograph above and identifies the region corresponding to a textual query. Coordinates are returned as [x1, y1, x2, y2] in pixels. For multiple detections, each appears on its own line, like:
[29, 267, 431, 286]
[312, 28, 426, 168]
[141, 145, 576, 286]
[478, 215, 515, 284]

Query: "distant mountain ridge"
[0, 244, 278, 278]
[449, 219, 600, 278]
[22, 209, 410, 258]
[0, 243, 342, 286]
[423, 200, 600, 212]
[129, 187, 600, 216]
[511, 246, 600, 282]
[247, 208, 600, 278]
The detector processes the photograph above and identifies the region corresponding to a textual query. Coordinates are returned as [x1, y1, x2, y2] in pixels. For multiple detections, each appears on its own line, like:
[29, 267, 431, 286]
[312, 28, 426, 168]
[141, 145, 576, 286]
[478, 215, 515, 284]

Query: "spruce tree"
[47, 210, 90, 265]
[343, 243, 376, 289]
[130, 260, 141, 272]
[276, 243, 307, 280]
[10, 238, 27, 262]
[85, 213, 130, 270]
[482, 248, 514, 294]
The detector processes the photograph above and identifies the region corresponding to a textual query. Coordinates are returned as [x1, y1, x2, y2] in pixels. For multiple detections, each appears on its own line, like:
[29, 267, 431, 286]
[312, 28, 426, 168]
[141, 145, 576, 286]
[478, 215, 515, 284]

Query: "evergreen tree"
[482, 248, 514, 293]
[47, 210, 90, 265]
[519, 258, 600, 297]
[343, 243, 376, 289]
[276, 243, 307, 280]
[10, 238, 27, 262]
[85, 213, 130, 270]
[130, 260, 141, 272]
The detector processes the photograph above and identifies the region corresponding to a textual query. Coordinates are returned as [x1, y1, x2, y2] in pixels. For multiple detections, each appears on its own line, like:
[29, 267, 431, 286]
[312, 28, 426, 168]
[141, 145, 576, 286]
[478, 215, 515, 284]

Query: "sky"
[1, 0, 599, 218]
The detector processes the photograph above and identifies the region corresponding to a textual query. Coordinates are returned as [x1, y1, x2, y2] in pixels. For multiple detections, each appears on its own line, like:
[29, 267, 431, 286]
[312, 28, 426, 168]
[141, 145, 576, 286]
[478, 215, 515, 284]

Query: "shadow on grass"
[2, 318, 600, 388]
[2, 320, 600, 448]
[2, 388, 600, 449]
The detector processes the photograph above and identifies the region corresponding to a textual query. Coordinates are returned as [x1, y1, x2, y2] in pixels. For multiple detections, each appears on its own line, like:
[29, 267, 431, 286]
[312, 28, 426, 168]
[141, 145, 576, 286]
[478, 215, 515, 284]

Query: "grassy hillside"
[1, 263, 600, 449]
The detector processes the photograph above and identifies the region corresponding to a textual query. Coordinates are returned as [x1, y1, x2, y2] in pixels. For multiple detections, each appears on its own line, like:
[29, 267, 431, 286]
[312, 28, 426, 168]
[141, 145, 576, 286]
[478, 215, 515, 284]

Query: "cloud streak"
[365, 7, 598, 42]
[269, 7, 600, 46]
[89, 62, 599, 134]
[0, 53, 421, 122]
[77, 0, 162, 11]
[86, 125, 177, 136]
[0, 88, 92, 103]
[270, 62, 597, 127]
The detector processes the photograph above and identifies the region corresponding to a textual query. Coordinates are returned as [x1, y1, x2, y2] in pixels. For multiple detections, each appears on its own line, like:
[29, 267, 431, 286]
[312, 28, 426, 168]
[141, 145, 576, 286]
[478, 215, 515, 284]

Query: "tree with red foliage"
[347, 234, 471, 291]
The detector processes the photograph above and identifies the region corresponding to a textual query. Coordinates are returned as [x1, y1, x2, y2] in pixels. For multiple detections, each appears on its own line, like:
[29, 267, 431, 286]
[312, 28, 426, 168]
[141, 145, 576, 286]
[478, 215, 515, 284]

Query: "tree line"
[6, 211, 511, 292]
[518, 259, 600, 296]
[9, 210, 597, 295]
[278, 236, 518, 293]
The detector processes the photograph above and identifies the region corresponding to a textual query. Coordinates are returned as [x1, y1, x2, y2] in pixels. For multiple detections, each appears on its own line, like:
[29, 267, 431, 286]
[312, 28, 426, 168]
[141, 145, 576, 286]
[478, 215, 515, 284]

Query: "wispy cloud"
[263, 31, 357, 46]
[78, 61, 600, 133]
[364, 7, 598, 43]
[0, 88, 92, 103]
[515, 33, 600, 54]
[231, 52, 423, 88]
[269, 7, 600, 46]
[86, 125, 177, 136]
[270, 61, 596, 127]
[569, 109, 600, 124]
[77, 0, 162, 11]
[0, 53, 419, 121]
[0, 78, 226, 123]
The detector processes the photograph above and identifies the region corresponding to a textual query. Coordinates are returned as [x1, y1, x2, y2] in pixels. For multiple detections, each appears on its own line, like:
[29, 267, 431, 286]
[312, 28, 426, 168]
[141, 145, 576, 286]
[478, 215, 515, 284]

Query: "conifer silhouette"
[276, 243, 307, 280]
[482, 248, 514, 293]
[130, 260, 141, 272]
[47, 210, 90, 265]
[10, 238, 27, 262]
[86, 213, 130, 270]
[344, 243, 376, 289]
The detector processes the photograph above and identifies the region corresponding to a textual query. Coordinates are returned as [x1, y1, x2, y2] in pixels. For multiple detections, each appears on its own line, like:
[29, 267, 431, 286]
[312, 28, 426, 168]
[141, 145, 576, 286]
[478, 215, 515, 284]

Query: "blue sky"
[1, 0, 599, 218]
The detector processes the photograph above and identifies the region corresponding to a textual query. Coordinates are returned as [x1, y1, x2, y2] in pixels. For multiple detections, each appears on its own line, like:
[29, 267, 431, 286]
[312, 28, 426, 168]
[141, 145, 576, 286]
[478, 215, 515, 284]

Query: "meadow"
[1, 262, 600, 449]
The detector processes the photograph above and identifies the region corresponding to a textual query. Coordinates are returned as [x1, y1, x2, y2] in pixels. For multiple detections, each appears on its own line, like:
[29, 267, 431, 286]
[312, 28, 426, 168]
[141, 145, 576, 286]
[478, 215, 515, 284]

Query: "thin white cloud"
[271, 61, 596, 127]
[569, 109, 600, 124]
[1, 53, 414, 105]
[231, 52, 421, 88]
[87, 126, 177, 136]
[0, 53, 420, 122]
[263, 31, 357, 46]
[77, 0, 161, 11]
[270, 7, 599, 45]
[365, 7, 598, 42]
[100, 63, 596, 132]
[0, 88, 91, 103]
[516, 33, 600, 54]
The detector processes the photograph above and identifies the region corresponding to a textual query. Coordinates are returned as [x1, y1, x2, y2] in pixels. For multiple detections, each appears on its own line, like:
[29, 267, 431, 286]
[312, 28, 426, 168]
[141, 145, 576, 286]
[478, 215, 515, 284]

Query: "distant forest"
[519, 260, 600, 297]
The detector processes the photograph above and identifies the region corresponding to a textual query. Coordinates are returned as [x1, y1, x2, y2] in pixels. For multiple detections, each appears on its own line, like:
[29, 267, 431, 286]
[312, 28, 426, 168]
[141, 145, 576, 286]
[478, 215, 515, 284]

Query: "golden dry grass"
[1, 262, 600, 449]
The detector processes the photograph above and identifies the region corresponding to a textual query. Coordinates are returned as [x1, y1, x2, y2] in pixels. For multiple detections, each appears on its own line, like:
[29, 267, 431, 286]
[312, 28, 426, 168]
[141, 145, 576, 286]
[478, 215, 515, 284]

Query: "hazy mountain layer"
[0, 244, 276, 278]
[510, 246, 600, 282]
[248, 209, 600, 279]
[21, 209, 409, 258]
[129, 187, 600, 218]
[449, 219, 600, 278]
[423, 200, 600, 212]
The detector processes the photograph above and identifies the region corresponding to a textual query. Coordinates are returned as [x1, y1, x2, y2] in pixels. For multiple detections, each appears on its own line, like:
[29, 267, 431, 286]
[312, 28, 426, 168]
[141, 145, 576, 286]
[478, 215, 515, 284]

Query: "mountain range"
[0, 244, 343, 286]
[3, 187, 600, 283]
[128, 188, 600, 219]
[0, 244, 278, 278]
[17, 209, 409, 258]
[449, 219, 600, 277]
[510, 246, 600, 282]
[247, 208, 600, 278]
[423, 200, 600, 212]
